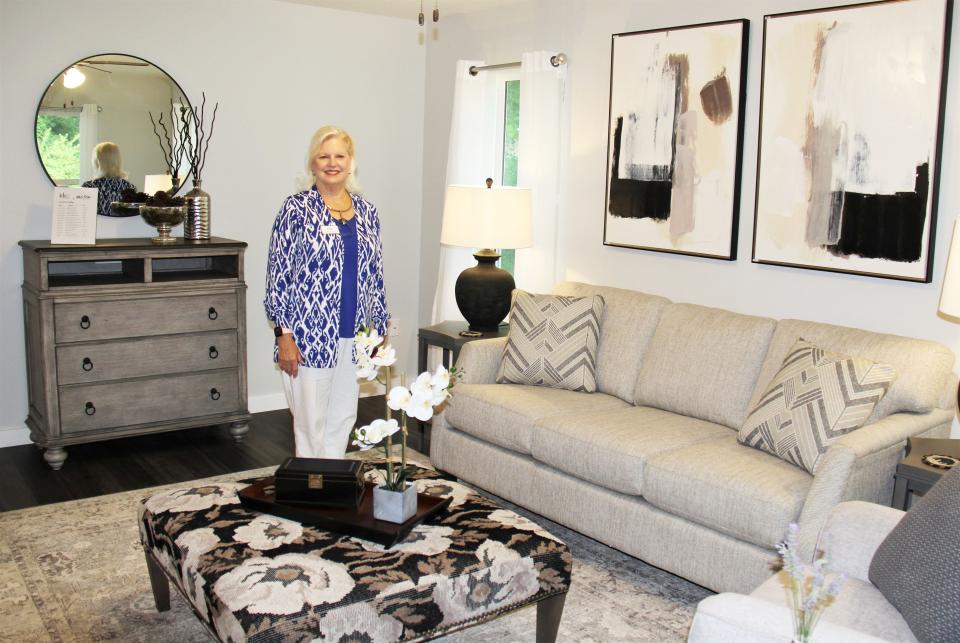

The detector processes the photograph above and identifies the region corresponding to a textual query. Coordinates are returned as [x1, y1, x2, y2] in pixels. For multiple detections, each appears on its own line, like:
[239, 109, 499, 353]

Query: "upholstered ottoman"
[138, 467, 571, 642]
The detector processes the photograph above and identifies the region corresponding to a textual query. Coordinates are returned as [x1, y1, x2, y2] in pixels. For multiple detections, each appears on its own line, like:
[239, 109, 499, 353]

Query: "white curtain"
[78, 104, 99, 182]
[430, 60, 493, 324]
[515, 51, 567, 294]
[431, 53, 567, 322]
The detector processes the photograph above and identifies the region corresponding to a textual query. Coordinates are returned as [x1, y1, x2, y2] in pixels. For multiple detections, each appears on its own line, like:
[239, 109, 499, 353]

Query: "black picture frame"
[602, 18, 749, 260]
[752, 0, 953, 282]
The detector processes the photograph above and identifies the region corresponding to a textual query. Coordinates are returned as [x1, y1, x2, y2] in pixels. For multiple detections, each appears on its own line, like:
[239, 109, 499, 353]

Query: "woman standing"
[82, 142, 136, 216]
[265, 126, 388, 458]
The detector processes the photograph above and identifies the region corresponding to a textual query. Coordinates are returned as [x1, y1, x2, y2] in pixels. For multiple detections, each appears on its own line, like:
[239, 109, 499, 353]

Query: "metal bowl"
[139, 205, 186, 244]
[110, 201, 143, 217]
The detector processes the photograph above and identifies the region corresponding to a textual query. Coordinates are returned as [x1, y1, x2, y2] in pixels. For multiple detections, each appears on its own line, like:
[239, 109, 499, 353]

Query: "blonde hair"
[302, 125, 361, 193]
[92, 142, 127, 178]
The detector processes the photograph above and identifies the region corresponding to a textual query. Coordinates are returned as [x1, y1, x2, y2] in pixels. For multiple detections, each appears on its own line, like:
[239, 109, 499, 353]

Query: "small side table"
[891, 437, 960, 510]
[415, 321, 509, 453]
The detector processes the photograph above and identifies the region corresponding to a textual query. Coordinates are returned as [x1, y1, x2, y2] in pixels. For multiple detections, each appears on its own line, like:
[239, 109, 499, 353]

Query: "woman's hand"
[277, 334, 304, 377]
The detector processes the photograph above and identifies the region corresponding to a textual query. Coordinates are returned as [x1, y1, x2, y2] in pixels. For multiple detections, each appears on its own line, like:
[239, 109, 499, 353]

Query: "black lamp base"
[454, 249, 514, 332]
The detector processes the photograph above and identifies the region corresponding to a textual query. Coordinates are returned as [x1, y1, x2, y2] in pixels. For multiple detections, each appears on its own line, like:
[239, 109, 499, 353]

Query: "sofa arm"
[794, 409, 951, 559]
[816, 501, 904, 583]
[688, 593, 888, 643]
[455, 337, 507, 384]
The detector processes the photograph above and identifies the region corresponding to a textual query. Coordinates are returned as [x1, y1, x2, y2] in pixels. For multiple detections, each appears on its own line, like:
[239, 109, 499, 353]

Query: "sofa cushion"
[643, 434, 812, 548]
[531, 406, 731, 496]
[497, 291, 605, 392]
[634, 303, 777, 429]
[749, 320, 954, 422]
[739, 339, 896, 474]
[442, 383, 629, 455]
[553, 282, 671, 403]
[750, 572, 918, 642]
[869, 466, 960, 643]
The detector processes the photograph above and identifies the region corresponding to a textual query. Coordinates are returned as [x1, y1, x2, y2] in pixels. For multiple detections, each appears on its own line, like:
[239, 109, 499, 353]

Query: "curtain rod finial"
[550, 53, 567, 67]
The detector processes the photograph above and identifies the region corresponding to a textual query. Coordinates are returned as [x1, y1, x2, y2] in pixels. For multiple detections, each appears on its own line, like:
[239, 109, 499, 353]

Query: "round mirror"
[34, 53, 191, 210]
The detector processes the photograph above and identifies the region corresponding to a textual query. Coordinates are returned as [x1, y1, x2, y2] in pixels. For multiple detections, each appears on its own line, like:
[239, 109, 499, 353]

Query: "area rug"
[0, 451, 710, 642]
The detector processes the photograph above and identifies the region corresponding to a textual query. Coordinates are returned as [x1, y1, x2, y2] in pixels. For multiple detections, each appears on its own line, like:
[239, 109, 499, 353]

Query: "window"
[36, 109, 81, 185]
[495, 76, 520, 274]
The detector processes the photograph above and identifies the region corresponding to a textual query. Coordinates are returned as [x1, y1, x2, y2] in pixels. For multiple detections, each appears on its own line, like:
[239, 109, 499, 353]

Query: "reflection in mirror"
[35, 54, 191, 201]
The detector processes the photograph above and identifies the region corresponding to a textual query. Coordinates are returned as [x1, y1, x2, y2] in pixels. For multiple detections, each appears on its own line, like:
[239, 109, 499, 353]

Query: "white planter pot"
[373, 483, 417, 523]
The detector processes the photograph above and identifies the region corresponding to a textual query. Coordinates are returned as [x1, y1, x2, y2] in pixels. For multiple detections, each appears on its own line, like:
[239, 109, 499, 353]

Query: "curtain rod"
[469, 53, 567, 76]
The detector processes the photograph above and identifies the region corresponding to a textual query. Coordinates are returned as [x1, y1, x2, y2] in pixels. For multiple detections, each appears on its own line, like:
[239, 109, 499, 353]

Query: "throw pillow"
[869, 466, 960, 643]
[738, 338, 896, 474]
[496, 291, 605, 393]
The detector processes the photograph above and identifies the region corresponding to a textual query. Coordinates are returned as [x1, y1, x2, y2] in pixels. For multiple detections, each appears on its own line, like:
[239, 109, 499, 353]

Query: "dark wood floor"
[0, 396, 428, 512]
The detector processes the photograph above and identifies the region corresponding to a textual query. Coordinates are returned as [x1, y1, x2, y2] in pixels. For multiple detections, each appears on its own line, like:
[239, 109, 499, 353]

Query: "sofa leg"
[144, 550, 171, 612]
[536, 592, 566, 643]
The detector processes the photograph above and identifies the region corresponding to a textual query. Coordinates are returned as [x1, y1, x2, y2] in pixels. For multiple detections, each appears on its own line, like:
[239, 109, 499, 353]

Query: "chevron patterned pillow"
[738, 338, 897, 474]
[496, 291, 605, 392]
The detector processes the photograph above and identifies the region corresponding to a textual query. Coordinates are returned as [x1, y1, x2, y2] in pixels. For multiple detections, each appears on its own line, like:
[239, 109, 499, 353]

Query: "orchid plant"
[352, 326, 461, 492]
[775, 523, 847, 643]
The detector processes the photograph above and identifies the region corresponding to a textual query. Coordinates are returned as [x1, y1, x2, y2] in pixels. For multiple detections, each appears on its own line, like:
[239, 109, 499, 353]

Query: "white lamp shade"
[144, 174, 173, 194]
[939, 218, 960, 318]
[440, 185, 533, 250]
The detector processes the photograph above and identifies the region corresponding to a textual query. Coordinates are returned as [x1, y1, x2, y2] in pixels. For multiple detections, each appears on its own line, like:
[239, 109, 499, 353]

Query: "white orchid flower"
[410, 371, 433, 398]
[407, 392, 436, 422]
[431, 365, 451, 391]
[355, 361, 378, 381]
[387, 385, 412, 411]
[355, 329, 382, 349]
[365, 418, 400, 443]
[371, 344, 397, 367]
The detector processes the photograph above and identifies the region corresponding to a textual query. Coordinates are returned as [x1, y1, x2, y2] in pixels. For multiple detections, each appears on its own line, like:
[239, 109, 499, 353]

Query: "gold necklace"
[323, 194, 353, 216]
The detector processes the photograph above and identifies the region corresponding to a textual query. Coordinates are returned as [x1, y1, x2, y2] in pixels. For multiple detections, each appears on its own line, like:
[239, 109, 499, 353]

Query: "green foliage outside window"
[36, 114, 80, 183]
[500, 79, 520, 275]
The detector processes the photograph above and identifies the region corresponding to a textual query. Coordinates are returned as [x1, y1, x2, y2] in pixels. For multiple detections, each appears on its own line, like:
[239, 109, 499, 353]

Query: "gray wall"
[420, 0, 960, 434]
[0, 0, 425, 445]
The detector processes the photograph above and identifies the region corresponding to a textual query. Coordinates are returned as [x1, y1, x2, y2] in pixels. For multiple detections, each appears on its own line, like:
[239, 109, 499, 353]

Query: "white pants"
[281, 338, 359, 458]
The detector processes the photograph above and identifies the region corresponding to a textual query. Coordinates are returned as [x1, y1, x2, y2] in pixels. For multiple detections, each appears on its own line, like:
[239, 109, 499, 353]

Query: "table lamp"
[440, 180, 533, 331]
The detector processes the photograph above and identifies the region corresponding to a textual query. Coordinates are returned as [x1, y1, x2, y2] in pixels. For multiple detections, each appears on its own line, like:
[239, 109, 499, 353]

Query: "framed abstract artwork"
[603, 19, 749, 259]
[753, 0, 953, 282]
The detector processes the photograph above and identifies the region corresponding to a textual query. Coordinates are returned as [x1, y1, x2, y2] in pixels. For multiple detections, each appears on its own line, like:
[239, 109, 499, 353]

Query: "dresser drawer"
[56, 331, 239, 385]
[55, 293, 237, 343]
[59, 370, 241, 433]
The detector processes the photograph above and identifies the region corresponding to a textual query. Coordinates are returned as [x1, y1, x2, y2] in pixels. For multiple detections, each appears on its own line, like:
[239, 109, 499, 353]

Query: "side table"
[415, 321, 509, 452]
[891, 437, 960, 510]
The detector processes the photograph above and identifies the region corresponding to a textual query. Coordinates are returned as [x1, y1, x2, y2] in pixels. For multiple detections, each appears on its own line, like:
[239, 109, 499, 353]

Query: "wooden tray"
[238, 477, 452, 547]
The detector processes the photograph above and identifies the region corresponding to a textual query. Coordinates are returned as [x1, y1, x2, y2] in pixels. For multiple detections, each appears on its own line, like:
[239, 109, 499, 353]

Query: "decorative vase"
[184, 181, 211, 241]
[373, 483, 417, 523]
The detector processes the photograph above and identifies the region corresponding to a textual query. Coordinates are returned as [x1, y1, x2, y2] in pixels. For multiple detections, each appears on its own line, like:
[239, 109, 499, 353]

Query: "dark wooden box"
[274, 457, 366, 508]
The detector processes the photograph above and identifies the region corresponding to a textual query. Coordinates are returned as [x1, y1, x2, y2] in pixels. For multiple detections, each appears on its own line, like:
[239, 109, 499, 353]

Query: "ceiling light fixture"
[63, 66, 86, 89]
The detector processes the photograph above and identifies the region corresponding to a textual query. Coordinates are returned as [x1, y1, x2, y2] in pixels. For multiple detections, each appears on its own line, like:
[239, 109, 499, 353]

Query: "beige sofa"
[430, 282, 956, 594]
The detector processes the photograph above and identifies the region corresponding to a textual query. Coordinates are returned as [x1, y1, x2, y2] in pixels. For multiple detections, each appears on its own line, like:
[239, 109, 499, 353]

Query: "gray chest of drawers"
[20, 238, 251, 469]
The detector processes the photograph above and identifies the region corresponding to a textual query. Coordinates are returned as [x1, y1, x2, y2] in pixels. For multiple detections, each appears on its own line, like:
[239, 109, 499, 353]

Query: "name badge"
[321, 224, 340, 235]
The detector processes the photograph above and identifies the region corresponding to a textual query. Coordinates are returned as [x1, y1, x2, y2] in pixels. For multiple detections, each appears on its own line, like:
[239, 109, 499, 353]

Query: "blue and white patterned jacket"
[264, 186, 388, 368]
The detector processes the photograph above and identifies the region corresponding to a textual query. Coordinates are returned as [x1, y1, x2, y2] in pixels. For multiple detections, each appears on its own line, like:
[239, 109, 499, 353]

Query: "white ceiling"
[276, 0, 529, 20]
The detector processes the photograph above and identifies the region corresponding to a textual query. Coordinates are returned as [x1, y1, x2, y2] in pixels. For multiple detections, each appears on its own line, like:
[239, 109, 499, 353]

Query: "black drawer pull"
[209, 346, 219, 359]
[210, 388, 221, 400]
[80, 315, 91, 329]
[208, 307, 218, 320]
[84, 401, 96, 416]
[82, 357, 94, 371]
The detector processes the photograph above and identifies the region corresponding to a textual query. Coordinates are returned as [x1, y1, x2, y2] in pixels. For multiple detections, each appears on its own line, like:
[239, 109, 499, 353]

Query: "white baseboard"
[0, 425, 32, 448]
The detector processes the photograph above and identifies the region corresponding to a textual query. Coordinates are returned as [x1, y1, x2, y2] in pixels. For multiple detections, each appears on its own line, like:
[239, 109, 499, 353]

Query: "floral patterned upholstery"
[138, 468, 571, 642]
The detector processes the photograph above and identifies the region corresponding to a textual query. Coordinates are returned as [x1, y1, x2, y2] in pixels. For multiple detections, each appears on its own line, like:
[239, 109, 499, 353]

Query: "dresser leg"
[43, 447, 68, 470]
[229, 421, 249, 442]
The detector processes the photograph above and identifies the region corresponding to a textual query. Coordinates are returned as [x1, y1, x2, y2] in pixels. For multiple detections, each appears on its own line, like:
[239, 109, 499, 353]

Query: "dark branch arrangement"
[181, 92, 219, 185]
[148, 98, 191, 191]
